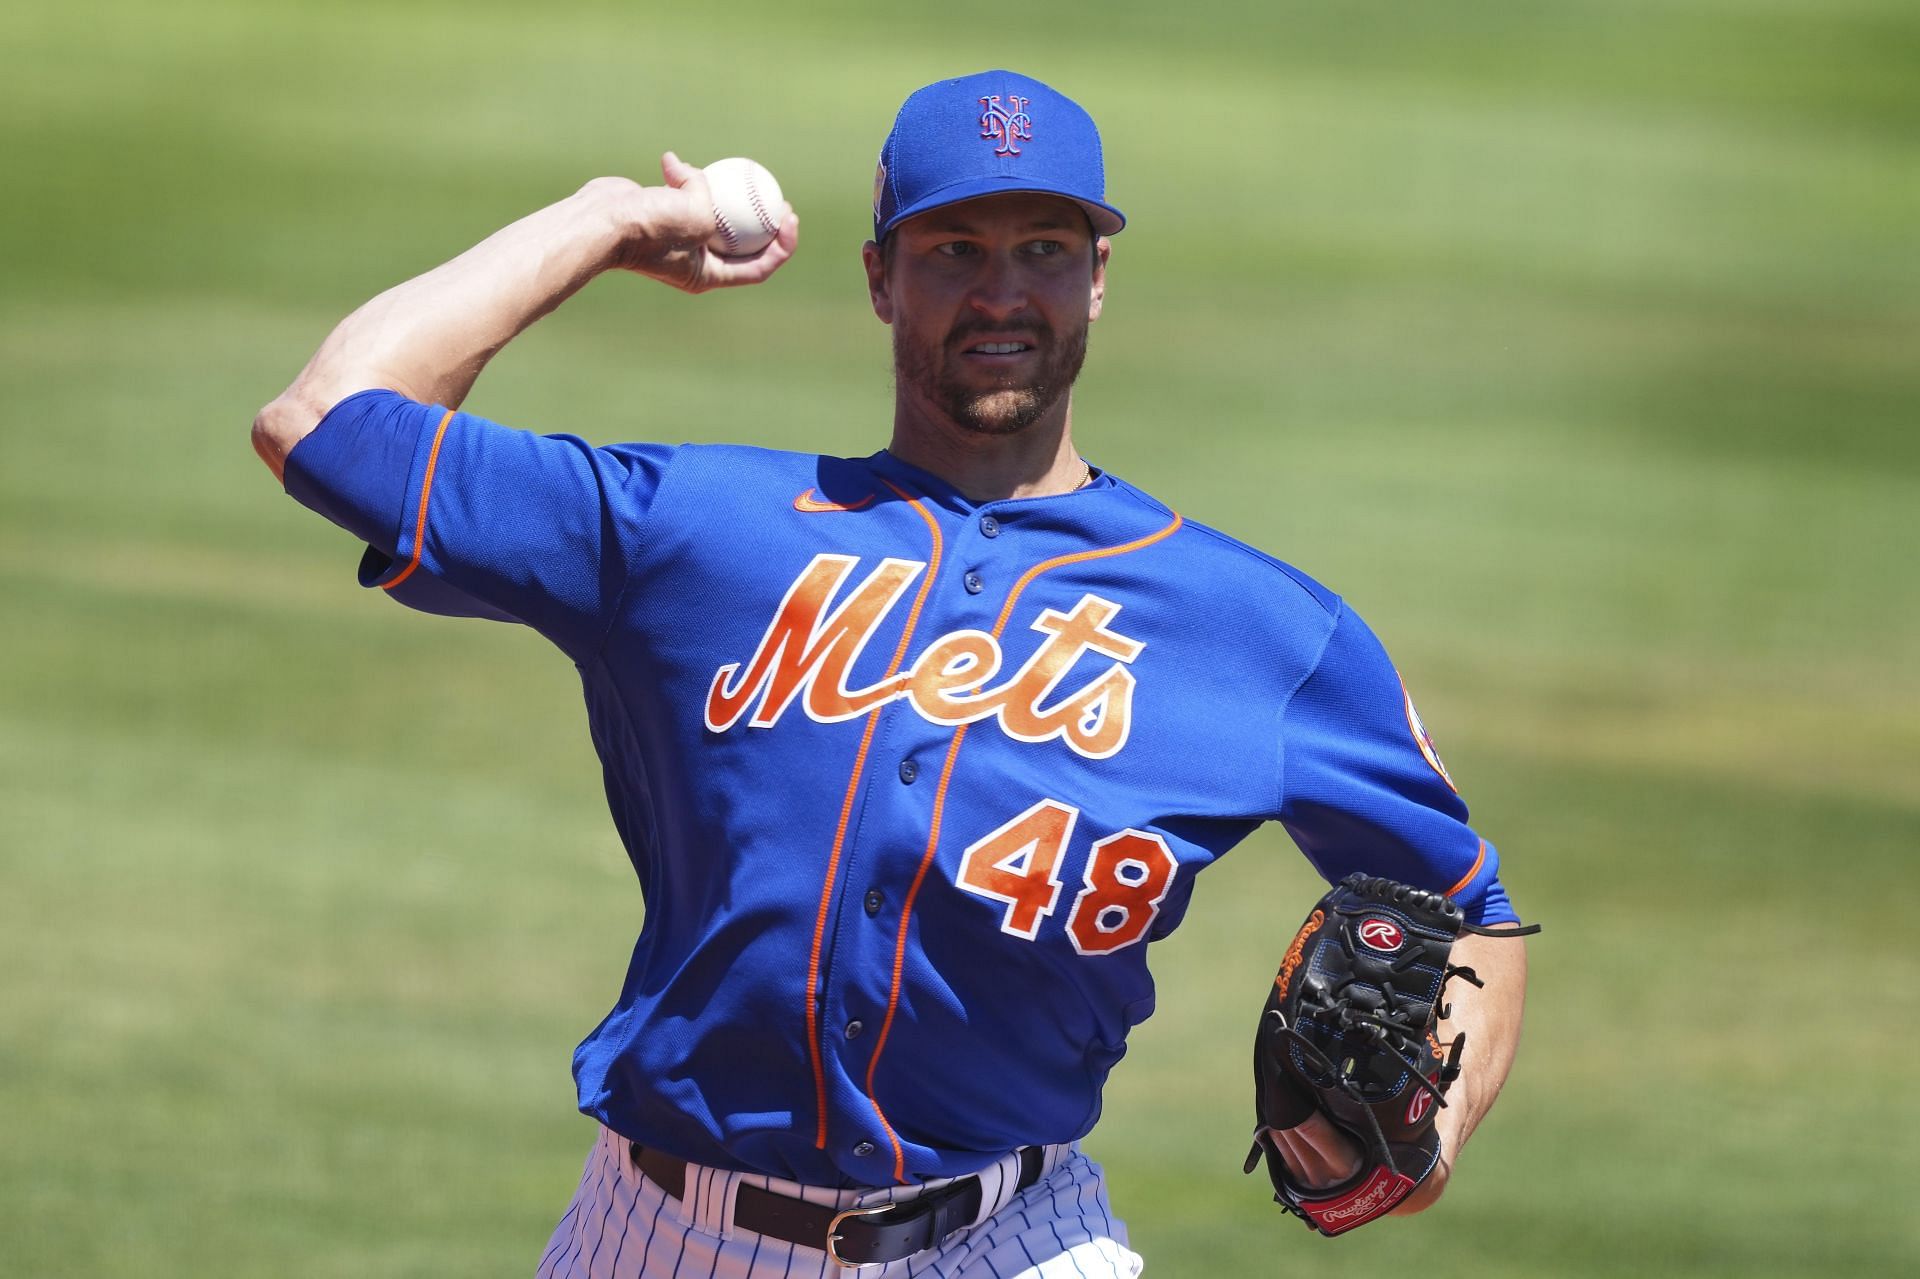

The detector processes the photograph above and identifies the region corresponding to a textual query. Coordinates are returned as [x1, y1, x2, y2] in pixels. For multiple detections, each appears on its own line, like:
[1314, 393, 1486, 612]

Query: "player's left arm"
[1396, 926, 1528, 1213]
[1269, 599, 1532, 1214]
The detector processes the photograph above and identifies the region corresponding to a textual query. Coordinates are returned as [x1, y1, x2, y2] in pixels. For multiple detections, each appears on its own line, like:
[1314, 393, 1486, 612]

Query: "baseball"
[703, 157, 783, 258]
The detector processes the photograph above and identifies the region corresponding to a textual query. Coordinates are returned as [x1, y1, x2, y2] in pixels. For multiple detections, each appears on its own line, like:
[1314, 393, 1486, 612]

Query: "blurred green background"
[4, 0, 1916, 1275]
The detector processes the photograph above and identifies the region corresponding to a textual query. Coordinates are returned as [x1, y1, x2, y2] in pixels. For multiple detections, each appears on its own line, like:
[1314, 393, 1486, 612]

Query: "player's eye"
[935, 241, 978, 258]
[1025, 240, 1065, 256]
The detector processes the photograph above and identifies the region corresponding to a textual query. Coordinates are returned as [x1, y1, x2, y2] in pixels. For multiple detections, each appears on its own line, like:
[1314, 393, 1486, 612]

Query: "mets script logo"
[1356, 917, 1404, 952]
[704, 554, 1142, 759]
[979, 95, 1033, 156]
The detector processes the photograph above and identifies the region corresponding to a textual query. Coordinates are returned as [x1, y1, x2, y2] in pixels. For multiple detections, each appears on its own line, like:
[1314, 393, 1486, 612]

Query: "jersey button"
[963, 571, 984, 595]
[844, 1020, 864, 1040]
[980, 515, 1000, 538]
[864, 889, 884, 916]
[898, 758, 919, 784]
[853, 1140, 877, 1158]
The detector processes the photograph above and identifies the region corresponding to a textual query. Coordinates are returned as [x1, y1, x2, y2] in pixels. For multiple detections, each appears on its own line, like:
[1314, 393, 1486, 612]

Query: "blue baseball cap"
[873, 70, 1126, 243]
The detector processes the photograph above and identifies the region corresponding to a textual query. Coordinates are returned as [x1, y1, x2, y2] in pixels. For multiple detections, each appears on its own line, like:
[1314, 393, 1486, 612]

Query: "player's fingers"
[1268, 1128, 1340, 1187]
[1266, 1129, 1319, 1185]
[1268, 1114, 1363, 1188]
[1296, 1112, 1365, 1180]
[769, 206, 799, 258]
[660, 150, 700, 189]
[695, 210, 800, 291]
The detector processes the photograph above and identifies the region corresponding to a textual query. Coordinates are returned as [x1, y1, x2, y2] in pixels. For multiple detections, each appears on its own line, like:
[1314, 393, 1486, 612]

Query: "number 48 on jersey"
[956, 799, 1178, 955]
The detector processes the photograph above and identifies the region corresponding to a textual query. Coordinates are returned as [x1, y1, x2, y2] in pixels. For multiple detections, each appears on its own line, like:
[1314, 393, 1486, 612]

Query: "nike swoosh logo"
[793, 489, 875, 513]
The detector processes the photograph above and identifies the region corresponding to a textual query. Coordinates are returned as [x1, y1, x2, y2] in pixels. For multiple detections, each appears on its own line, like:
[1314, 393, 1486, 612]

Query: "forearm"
[252, 180, 631, 479]
[1433, 929, 1529, 1165]
[306, 185, 628, 409]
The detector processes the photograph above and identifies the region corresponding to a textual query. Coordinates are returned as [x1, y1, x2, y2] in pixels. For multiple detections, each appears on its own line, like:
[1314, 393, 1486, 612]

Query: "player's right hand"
[595, 153, 799, 295]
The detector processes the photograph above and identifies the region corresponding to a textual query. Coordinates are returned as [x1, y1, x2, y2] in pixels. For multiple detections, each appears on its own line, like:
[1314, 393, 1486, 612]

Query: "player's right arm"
[250, 153, 798, 480]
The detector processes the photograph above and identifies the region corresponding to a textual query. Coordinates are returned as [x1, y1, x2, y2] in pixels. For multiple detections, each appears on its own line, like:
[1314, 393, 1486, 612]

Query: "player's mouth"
[957, 335, 1041, 364]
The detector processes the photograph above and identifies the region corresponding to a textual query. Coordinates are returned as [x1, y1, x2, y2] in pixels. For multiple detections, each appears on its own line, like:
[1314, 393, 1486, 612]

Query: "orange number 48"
[955, 800, 1177, 954]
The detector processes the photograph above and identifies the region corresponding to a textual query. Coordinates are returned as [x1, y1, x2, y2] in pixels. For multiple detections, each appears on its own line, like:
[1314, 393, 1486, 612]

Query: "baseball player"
[254, 70, 1528, 1277]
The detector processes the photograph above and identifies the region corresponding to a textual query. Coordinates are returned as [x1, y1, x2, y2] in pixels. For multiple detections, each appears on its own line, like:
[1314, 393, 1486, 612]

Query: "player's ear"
[1088, 236, 1110, 322]
[862, 240, 894, 324]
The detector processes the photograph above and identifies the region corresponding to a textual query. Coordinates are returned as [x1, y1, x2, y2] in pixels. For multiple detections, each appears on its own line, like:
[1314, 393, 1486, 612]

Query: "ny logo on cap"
[979, 94, 1032, 156]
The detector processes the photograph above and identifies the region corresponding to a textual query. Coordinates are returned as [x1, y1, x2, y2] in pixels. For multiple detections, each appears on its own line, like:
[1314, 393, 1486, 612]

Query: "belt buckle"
[825, 1203, 891, 1270]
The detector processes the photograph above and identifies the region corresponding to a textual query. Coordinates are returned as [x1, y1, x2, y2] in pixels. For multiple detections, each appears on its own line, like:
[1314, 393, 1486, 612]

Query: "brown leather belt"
[629, 1142, 1046, 1269]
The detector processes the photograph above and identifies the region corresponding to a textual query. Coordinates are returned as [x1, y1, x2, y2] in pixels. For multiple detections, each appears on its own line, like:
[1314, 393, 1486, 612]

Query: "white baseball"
[702, 157, 783, 258]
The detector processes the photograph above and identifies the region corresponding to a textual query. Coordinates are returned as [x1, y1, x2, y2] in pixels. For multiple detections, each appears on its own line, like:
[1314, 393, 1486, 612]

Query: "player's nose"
[965, 250, 1031, 320]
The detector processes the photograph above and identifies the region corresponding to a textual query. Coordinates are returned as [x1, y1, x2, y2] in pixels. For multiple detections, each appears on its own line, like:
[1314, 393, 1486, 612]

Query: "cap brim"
[879, 174, 1125, 240]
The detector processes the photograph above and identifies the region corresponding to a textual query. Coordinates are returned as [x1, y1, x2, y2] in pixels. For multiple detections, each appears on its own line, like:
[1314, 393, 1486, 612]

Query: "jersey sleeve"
[353, 545, 523, 624]
[1276, 600, 1517, 926]
[282, 388, 674, 661]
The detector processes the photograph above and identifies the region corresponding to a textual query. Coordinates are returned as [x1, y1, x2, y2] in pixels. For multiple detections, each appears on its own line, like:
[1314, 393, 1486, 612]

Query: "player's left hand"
[1264, 1112, 1362, 1189]
[600, 152, 799, 294]
[1266, 1112, 1450, 1215]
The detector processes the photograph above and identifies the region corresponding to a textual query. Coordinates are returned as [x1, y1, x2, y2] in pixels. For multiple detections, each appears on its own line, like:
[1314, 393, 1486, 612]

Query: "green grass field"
[4, 1, 1917, 1274]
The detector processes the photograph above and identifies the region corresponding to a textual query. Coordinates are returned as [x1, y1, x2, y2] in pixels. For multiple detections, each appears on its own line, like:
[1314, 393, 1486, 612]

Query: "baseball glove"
[1243, 873, 1537, 1236]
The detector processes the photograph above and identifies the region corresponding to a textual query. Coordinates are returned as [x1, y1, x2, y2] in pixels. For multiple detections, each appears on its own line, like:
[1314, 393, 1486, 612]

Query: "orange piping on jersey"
[1446, 839, 1487, 899]
[990, 514, 1184, 635]
[794, 488, 876, 513]
[865, 715, 973, 1181]
[805, 479, 941, 1150]
[380, 409, 455, 592]
[864, 509, 1184, 1181]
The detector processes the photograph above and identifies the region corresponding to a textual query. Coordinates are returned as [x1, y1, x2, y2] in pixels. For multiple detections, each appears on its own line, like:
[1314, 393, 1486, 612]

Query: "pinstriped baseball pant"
[536, 1126, 1144, 1279]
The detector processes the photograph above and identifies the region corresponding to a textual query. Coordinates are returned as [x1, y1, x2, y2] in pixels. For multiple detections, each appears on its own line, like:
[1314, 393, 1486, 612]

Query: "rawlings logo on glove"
[1244, 874, 1538, 1236]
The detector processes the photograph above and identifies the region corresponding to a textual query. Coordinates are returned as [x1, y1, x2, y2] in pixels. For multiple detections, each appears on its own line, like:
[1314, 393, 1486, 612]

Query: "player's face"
[865, 194, 1108, 437]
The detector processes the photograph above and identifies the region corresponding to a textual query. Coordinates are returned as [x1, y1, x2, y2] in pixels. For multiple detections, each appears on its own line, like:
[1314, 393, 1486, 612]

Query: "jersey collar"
[861, 449, 1113, 513]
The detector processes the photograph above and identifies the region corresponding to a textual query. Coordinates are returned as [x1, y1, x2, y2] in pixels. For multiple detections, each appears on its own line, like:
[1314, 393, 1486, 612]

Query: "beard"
[894, 318, 1090, 437]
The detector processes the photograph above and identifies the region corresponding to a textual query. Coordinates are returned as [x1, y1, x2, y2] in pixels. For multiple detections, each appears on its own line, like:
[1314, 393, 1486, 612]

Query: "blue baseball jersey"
[284, 388, 1518, 1190]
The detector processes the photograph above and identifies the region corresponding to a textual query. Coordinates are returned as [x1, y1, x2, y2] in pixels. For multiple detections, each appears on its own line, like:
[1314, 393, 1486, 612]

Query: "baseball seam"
[745, 175, 776, 237]
[713, 207, 741, 254]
